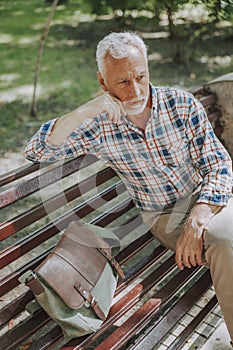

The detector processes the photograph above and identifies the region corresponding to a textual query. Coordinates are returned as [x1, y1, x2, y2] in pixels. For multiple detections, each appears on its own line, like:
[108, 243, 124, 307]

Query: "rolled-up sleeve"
[25, 117, 100, 162]
[187, 98, 232, 206]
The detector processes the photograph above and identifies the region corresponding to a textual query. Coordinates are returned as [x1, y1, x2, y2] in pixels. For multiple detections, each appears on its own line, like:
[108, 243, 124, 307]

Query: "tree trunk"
[30, 0, 59, 117]
[166, 5, 184, 63]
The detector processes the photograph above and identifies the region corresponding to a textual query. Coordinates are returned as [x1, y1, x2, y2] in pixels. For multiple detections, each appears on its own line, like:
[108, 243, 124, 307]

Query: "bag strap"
[25, 274, 44, 295]
[97, 247, 125, 279]
[74, 282, 106, 321]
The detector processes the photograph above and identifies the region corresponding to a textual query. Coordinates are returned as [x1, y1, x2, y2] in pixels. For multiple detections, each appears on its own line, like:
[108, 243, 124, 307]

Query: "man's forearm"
[48, 106, 88, 145]
[48, 93, 125, 146]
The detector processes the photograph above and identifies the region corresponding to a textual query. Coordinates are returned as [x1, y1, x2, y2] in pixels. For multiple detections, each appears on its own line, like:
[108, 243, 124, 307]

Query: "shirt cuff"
[39, 119, 66, 149]
[196, 191, 230, 206]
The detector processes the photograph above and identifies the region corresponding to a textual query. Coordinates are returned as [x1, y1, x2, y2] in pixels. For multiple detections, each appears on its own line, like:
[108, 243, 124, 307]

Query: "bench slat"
[208, 109, 222, 123]
[0, 155, 99, 209]
[0, 163, 39, 187]
[0, 167, 120, 240]
[96, 299, 161, 350]
[0, 309, 50, 350]
[0, 181, 126, 269]
[62, 252, 177, 350]
[22, 325, 63, 350]
[166, 295, 218, 350]
[0, 290, 33, 327]
[89, 267, 206, 350]
[131, 269, 212, 350]
[199, 94, 217, 108]
[0, 245, 171, 350]
[0, 249, 50, 297]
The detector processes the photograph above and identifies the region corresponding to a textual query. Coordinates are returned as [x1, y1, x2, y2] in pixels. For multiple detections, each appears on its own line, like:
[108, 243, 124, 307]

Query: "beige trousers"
[142, 193, 233, 341]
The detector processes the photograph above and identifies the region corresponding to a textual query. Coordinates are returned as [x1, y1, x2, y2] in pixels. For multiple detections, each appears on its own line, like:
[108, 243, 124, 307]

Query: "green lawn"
[0, 0, 232, 153]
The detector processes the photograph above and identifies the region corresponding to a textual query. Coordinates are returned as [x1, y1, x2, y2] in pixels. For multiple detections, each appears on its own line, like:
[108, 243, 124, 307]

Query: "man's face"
[98, 47, 150, 116]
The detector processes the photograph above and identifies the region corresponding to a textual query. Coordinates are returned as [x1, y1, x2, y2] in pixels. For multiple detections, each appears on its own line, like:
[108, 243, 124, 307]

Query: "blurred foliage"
[0, 0, 232, 153]
[193, 0, 233, 20]
[85, 0, 145, 16]
[85, 0, 233, 63]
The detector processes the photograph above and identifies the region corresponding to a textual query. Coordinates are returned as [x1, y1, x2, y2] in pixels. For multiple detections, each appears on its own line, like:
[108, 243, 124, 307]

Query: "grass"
[0, 0, 232, 154]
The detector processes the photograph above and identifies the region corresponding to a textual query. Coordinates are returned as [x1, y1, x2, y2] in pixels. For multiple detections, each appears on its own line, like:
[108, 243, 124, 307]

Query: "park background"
[0, 0, 232, 170]
[0, 2, 233, 348]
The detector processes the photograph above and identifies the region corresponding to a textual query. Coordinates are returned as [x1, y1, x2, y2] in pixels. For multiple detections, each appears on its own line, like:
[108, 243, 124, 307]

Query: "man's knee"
[204, 202, 233, 246]
[204, 236, 233, 269]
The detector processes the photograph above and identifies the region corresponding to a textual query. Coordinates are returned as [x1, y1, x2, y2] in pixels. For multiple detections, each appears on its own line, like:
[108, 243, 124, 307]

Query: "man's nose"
[129, 81, 140, 99]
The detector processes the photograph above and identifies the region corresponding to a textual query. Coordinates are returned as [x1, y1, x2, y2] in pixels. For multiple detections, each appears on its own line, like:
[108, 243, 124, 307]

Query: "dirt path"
[0, 151, 31, 176]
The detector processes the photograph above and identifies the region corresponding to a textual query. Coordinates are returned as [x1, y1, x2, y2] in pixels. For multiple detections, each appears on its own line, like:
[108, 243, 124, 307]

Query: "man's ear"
[97, 72, 108, 92]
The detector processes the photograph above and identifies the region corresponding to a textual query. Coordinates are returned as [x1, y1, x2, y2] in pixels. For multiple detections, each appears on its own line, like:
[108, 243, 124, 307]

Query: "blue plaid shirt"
[25, 84, 232, 211]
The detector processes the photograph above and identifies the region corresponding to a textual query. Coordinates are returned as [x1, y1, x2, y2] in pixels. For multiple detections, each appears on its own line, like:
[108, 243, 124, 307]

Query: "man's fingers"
[189, 254, 197, 267]
[176, 250, 203, 270]
[175, 251, 184, 270]
[182, 252, 192, 268]
[105, 93, 126, 123]
[196, 251, 203, 266]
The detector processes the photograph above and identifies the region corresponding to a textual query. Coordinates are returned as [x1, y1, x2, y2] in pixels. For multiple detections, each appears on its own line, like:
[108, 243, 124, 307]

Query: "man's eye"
[137, 75, 146, 81]
[118, 80, 127, 85]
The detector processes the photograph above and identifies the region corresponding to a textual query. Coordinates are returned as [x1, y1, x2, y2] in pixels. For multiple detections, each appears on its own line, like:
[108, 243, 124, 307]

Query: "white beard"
[123, 97, 148, 116]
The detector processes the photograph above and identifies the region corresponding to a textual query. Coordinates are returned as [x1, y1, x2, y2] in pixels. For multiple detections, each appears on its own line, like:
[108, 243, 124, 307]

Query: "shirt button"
[157, 160, 162, 166]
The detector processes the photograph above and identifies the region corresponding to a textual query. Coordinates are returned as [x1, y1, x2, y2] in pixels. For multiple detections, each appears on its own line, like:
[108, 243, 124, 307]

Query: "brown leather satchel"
[21, 221, 124, 338]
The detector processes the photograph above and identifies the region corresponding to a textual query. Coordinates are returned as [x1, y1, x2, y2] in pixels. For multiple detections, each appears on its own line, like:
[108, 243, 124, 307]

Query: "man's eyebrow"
[116, 70, 147, 79]
[136, 70, 148, 76]
[116, 77, 127, 81]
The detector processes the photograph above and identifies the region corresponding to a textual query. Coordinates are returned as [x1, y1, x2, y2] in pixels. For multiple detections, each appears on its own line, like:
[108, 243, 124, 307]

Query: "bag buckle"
[74, 282, 106, 320]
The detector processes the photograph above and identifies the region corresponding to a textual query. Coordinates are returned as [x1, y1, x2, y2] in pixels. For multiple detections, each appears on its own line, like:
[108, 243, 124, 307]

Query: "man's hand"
[83, 93, 126, 124]
[175, 220, 203, 270]
[48, 93, 126, 145]
[175, 203, 221, 270]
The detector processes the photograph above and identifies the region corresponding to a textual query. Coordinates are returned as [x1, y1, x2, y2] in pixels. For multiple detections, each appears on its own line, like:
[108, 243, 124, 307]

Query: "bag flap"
[35, 223, 110, 309]
[64, 221, 111, 255]
[64, 221, 124, 277]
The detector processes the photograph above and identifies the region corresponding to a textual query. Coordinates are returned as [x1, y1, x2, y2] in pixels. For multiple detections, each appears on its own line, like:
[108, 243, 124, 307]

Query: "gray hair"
[96, 32, 147, 76]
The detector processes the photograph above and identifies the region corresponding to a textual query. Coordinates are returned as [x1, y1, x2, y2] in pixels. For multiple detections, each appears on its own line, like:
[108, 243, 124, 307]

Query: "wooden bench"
[0, 85, 225, 350]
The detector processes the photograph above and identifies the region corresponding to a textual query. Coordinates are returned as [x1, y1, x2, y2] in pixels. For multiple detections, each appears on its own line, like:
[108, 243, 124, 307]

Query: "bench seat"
[0, 86, 223, 350]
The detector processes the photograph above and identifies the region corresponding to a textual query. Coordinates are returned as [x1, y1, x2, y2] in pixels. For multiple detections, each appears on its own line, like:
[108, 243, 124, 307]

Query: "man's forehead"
[105, 51, 147, 71]
[106, 46, 144, 60]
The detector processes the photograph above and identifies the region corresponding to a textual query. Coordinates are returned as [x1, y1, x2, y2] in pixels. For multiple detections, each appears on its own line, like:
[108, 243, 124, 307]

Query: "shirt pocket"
[159, 139, 190, 166]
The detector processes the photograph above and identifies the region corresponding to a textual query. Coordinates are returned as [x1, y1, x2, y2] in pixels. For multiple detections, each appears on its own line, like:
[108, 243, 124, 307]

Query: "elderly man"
[25, 32, 233, 344]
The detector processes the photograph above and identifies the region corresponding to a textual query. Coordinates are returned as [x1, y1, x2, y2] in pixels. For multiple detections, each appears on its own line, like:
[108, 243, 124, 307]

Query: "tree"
[146, 0, 193, 63]
[85, 0, 145, 18]
[31, 0, 59, 117]
[193, 0, 233, 21]
[146, 0, 233, 63]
